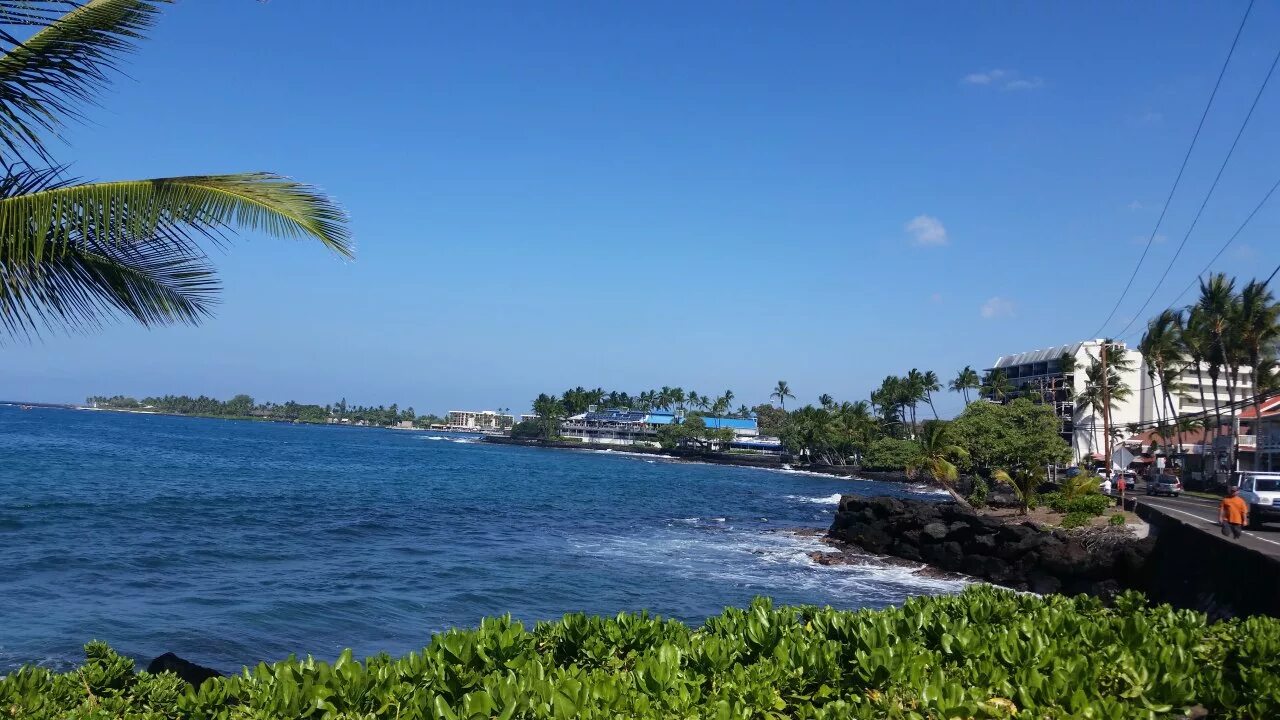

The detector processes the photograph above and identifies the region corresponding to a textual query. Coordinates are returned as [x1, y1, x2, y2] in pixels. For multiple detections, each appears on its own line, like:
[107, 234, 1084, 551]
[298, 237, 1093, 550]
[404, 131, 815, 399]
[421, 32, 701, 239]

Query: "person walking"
[1219, 486, 1250, 540]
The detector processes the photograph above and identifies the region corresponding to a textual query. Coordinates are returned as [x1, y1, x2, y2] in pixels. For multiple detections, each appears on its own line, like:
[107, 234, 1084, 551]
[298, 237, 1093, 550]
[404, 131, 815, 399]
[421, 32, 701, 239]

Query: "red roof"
[1237, 394, 1280, 420]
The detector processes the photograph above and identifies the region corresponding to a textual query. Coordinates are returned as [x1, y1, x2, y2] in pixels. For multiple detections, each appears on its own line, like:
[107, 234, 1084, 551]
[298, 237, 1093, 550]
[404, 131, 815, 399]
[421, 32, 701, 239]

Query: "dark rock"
[890, 539, 922, 562]
[1027, 571, 1062, 595]
[969, 533, 997, 553]
[146, 653, 222, 687]
[922, 522, 949, 541]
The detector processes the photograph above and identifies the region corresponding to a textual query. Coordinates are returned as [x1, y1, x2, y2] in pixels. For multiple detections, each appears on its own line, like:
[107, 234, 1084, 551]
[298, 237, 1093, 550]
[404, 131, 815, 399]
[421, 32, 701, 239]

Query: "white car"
[1236, 472, 1280, 529]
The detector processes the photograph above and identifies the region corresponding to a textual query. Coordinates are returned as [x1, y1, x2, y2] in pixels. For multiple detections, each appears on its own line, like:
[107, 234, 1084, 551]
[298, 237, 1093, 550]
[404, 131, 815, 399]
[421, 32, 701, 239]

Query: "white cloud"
[980, 297, 1015, 319]
[962, 69, 1007, 85]
[905, 215, 948, 246]
[1127, 200, 1144, 211]
[962, 69, 1043, 91]
[1003, 77, 1044, 91]
[1232, 243, 1256, 260]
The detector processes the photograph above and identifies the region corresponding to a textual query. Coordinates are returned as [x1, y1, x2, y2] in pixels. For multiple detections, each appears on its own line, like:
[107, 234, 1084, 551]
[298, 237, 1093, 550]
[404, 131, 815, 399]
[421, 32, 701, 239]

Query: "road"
[1127, 492, 1280, 558]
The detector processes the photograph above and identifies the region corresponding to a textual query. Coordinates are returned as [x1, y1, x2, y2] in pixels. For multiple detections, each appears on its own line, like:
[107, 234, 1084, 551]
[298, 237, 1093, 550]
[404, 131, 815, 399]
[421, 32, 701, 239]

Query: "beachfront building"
[559, 408, 781, 452]
[987, 339, 1259, 474]
[447, 410, 514, 431]
[986, 340, 1146, 464]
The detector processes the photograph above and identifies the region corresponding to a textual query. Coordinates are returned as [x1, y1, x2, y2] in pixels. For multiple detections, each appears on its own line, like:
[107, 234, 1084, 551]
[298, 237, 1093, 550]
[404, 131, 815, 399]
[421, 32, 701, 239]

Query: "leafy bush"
[5, 588, 1280, 719]
[1040, 492, 1111, 517]
[967, 476, 989, 508]
[1039, 491, 1064, 512]
[1061, 511, 1093, 529]
[1065, 494, 1113, 517]
[861, 437, 917, 471]
[1109, 513, 1128, 527]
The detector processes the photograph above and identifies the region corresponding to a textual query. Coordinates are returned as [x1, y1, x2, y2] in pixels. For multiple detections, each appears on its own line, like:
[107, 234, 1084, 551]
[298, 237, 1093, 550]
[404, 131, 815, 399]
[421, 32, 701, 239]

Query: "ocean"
[0, 405, 963, 672]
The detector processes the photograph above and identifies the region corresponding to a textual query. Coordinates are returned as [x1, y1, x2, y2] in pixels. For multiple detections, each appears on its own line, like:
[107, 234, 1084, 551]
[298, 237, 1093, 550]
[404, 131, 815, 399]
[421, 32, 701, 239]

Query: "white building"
[987, 339, 1257, 468]
[447, 410, 514, 431]
[988, 340, 1144, 463]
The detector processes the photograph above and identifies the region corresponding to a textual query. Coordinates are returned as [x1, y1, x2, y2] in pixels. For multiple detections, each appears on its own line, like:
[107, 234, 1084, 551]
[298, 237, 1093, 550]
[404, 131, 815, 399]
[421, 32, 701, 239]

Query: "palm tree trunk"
[927, 394, 939, 420]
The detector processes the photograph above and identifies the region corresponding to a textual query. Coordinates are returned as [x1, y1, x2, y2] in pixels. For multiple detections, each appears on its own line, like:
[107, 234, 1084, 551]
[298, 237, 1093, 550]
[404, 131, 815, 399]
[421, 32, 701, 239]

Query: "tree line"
[86, 394, 447, 428]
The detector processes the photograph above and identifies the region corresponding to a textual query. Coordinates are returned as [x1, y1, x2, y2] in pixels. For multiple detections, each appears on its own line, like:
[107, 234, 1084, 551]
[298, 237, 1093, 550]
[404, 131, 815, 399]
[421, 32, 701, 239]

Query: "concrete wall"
[1131, 501, 1280, 619]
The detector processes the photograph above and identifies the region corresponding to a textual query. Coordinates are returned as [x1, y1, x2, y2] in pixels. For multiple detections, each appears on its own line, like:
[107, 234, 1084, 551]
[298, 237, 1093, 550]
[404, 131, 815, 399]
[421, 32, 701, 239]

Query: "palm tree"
[1236, 279, 1279, 444]
[721, 390, 735, 413]
[818, 393, 834, 410]
[1195, 274, 1238, 444]
[531, 393, 564, 441]
[0, 1, 350, 338]
[949, 366, 981, 405]
[907, 420, 970, 507]
[982, 370, 1014, 402]
[921, 370, 942, 419]
[770, 380, 794, 410]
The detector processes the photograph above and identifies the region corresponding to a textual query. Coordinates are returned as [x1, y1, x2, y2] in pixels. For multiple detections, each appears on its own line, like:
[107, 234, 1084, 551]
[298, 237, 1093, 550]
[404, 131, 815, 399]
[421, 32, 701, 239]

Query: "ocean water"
[0, 405, 962, 672]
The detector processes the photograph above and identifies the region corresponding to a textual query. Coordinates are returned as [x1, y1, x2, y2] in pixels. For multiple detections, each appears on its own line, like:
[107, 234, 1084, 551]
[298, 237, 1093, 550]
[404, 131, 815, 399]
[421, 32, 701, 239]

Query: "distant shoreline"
[480, 435, 922, 486]
[0, 402, 447, 432]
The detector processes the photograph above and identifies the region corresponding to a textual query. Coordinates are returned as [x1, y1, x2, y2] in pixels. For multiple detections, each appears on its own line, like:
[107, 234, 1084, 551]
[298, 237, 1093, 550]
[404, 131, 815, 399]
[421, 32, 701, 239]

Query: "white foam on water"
[570, 526, 970, 603]
[785, 493, 843, 505]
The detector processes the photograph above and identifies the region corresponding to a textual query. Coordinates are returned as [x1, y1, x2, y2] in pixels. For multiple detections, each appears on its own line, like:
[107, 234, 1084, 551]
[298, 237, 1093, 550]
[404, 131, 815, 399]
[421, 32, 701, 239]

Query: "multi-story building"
[987, 340, 1145, 463]
[559, 407, 778, 451]
[447, 410, 514, 431]
[987, 339, 1259, 471]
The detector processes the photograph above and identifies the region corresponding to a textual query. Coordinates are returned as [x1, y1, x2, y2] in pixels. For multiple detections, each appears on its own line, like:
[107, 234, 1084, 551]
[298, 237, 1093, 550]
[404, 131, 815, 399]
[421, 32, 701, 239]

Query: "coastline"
[480, 435, 925, 487]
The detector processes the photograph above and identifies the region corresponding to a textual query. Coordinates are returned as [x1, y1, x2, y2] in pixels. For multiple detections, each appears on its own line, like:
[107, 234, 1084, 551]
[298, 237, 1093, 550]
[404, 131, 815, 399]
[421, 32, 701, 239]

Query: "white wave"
[450, 438, 474, 444]
[785, 493, 843, 505]
[585, 449, 678, 460]
[908, 484, 950, 496]
[570, 527, 970, 602]
[422, 436, 448, 441]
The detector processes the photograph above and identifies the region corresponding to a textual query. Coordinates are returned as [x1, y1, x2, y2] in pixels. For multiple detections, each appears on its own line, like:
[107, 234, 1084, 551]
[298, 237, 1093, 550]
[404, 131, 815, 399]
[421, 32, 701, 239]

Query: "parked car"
[1146, 474, 1182, 497]
[1235, 471, 1280, 529]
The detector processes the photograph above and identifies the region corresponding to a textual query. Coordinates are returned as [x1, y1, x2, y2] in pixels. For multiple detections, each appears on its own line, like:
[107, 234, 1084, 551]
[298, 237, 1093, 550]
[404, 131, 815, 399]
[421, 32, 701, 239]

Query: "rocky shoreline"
[827, 496, 1153, 597]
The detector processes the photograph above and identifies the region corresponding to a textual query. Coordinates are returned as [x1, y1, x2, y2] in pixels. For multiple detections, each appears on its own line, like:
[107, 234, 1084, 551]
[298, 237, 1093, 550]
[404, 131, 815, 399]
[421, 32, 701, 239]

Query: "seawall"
[1130, 501, 1280, 618]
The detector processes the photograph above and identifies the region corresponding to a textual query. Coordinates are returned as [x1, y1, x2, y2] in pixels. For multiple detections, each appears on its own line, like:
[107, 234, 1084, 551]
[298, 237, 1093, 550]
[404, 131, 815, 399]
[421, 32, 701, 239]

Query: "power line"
[1091, 0, 1256, 338]
[1116, 178, 1280, 343]
[1114, 40, 1280, 339]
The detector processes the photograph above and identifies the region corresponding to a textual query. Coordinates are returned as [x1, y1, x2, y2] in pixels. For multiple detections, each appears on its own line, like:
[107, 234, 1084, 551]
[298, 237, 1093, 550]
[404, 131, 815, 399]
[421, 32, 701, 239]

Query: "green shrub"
[1065, 493, 1112, 516]
[967, 476, 989, 508]
[861, 437, 917, 470]
[1061, 511, 1093, 529]
[1109, 513, 1128, 527]
[1039, 491, 1065, 512]
[5, 588, 1280, 719]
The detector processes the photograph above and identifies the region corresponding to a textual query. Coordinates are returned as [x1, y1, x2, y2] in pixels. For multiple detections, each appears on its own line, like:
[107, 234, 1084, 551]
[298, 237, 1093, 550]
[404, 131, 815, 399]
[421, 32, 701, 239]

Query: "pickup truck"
[1235, 471, 1280, 529]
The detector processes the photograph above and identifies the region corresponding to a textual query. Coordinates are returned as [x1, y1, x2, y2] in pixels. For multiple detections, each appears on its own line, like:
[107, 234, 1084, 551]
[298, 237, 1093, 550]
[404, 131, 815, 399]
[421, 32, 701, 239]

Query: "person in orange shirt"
[1219, 486, 1250, 540]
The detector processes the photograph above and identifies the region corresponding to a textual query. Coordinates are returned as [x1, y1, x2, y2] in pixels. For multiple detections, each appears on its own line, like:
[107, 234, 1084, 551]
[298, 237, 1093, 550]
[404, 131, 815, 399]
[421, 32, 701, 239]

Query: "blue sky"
[7, 1, 1280, 417]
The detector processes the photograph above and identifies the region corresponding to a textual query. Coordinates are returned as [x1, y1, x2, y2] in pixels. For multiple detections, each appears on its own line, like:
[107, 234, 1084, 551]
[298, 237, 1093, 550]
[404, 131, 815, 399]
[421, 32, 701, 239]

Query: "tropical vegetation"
[1137, 272, 1280, 476]
[87, 394, 444, 428]
[5, 587, 1279, 719]
[0, 0, 350, 339]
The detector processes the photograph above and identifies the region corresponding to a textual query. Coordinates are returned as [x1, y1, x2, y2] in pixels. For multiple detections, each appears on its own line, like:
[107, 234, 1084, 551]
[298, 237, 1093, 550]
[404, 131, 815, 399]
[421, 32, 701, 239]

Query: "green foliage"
[1109, 513, 1128, 527]
[1039, 492, 1110, 517]
[862, 437, 917, 470]
[88, 393, 434, 427]
[951, 398, 1071, 476]
[1060, 511, 1093, 529]
[510, 420, 542, 440]
[1039, 491, 1063, 512]
[7, 588, 1280, 719]
[1065, 494, 1113, 517]
[967, 476, 989, 508]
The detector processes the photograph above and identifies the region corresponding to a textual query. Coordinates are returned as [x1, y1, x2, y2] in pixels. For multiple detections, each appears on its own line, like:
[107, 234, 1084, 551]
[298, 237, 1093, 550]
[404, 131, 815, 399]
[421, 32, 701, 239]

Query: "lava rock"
[146, 653, 222, 687]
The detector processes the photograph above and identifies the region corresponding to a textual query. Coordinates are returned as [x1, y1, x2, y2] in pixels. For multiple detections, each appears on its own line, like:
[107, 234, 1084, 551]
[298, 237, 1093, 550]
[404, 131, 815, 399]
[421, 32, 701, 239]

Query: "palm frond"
[0, 172, 352, 263]
[0, 171, 350, 337]
[0, 221, 215, 335]
[0, 0, 168, 165]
